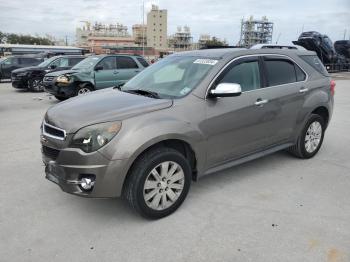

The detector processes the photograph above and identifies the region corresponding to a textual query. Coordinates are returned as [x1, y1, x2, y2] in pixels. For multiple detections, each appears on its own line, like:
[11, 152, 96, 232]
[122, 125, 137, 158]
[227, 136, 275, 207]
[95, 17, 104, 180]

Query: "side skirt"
[201, 142, 294, 177]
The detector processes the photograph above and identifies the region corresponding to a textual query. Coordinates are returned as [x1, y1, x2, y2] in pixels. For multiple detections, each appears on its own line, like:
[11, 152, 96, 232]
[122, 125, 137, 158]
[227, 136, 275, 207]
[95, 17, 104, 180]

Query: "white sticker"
[180, 87, 191, 95]
[193, 59, 218, 66]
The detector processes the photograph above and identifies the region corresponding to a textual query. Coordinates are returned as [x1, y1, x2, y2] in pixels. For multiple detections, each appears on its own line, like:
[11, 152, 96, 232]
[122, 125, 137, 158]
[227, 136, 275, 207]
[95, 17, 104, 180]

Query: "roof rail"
[250, 44, 306, 50]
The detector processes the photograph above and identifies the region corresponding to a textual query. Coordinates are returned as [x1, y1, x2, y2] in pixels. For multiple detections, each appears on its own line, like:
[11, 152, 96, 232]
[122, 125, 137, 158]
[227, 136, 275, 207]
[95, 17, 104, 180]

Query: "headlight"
[70, 122, 122, 153]
[56, 75, 71, 84]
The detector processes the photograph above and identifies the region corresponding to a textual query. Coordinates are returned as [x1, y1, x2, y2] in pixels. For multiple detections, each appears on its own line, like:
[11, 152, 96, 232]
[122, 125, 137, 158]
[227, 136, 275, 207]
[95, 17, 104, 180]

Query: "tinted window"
[116, 56, 138, 69]
[218, 61, 261, 92]
[300, 55, 329, 76]
[50, 58, 69, 67]
[97, 57, 117, 70]
[136, 57, 149, 67]
[295, 65, 306, 81]
[20, 58, 38, 65]
[264, 59, 296, 86]
[69, 57, 84, 66]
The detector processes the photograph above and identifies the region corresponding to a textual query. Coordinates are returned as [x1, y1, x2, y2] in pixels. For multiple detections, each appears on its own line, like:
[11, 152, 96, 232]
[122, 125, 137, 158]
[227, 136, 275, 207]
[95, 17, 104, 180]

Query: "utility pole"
[142, 0, 145, 56]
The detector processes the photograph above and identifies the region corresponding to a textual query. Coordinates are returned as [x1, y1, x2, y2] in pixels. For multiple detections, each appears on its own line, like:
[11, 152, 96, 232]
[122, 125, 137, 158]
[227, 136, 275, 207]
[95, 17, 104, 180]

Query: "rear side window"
[218, 60, 261, 92]
[264, 59, 296, 86]
[295, 65, 306, 81]
[136, 57, 149, 67]
[116, 56, 139, 69]
[300, 55, 329, 76]
[20, 58, 39, 65]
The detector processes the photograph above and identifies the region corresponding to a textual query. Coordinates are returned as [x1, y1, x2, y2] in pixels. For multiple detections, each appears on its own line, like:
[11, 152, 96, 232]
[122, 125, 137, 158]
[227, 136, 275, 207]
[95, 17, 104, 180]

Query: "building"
[146, 5, 167, 50]
[168, 26, 193, 51]
[239, 16, 273, 48]
[132, 24, 147, 47]
[198, 34, 211, 49]
[76, 22, 135, 54]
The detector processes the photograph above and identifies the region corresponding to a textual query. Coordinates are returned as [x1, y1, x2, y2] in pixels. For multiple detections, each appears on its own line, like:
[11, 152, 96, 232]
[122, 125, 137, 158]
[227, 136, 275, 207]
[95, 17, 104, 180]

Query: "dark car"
[0, 55, 43, 82]
[43, 54, 148, 100]
[11, 55, 85, 91]
[293, 31, 339, 64]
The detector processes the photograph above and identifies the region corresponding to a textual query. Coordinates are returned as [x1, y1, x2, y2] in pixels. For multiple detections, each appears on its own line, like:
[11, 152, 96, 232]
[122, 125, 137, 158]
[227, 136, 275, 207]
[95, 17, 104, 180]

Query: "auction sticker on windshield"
[193, 59, 218, 65]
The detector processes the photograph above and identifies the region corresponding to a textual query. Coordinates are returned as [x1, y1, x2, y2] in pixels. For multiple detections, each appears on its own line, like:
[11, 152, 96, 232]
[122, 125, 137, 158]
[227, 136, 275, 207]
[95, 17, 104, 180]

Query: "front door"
[204, 56, 281, 168]
[94, 56, 118, 89]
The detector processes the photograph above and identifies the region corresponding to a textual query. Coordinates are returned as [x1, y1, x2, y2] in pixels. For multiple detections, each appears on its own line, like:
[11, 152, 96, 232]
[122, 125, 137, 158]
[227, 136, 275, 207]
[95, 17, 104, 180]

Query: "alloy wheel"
[143, 161, 185, 211]
[304, 121, 322, 153]
[77, 87, 91, 95]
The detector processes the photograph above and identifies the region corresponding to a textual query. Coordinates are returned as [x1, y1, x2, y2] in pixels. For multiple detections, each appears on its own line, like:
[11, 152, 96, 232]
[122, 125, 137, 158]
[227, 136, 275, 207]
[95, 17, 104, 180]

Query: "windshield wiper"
[123, 89, 161, 99]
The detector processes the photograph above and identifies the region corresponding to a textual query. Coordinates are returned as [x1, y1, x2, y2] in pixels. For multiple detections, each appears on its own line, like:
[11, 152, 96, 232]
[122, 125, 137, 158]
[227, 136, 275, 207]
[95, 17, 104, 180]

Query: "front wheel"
[76, 84, 93, 96]
[288, 114, 325, 159]
[123, 147, 192, 219]
[28, 78, 44, 92]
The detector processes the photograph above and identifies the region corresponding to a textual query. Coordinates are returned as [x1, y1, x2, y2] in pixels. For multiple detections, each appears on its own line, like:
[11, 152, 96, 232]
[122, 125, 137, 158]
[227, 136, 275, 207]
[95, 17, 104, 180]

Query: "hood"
[45, 69, 79, 77]
[12, 66, 45, 74]
[45, 88, 173, 133]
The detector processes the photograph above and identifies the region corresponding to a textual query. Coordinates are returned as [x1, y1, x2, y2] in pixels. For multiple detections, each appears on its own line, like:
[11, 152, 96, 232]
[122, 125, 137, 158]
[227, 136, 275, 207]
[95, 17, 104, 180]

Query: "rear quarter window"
[299, 55, 329, 76]
[136, 57, 149, 67]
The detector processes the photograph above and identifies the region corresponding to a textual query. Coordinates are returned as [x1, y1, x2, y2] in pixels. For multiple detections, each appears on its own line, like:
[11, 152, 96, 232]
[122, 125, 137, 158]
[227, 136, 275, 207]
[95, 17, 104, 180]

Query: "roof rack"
[250, 44, 306, 50]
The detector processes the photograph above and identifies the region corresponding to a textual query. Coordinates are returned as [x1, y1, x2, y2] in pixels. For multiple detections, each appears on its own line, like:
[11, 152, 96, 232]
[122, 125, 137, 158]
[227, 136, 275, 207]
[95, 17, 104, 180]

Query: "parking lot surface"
[1, 75, 350, 262]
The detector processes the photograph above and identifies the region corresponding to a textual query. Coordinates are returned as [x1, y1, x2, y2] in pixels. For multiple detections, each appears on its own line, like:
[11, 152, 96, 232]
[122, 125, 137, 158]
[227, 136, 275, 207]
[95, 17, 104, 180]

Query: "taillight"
[330, 80, 336, 96]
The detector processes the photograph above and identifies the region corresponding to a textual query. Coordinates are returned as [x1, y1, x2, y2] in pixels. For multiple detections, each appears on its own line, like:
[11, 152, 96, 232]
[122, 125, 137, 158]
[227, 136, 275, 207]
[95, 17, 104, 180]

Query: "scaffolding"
[168, 26, 193, 51]
[239, 16, 273, 48]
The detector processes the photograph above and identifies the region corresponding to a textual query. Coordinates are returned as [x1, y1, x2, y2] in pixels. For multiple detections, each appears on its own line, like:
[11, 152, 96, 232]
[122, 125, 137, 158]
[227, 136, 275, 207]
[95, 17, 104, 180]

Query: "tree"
[203, 37, 228, 48]
[0, 31, 54, 45]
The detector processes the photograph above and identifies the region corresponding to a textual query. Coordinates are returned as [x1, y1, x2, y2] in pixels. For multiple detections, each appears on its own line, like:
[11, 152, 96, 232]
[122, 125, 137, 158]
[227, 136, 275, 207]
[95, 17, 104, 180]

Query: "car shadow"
[68, 150, 295, 222]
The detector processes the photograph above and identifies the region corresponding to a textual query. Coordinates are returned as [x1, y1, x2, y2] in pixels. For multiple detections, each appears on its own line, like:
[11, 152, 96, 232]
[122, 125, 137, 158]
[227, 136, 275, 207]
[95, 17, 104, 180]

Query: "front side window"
[122, 56, 216, 98]
[69, 58, 84, 66]
[218, 60, 261, 92]
[116, 56, 138, 69]
[97, 57, 117, 70]
[264, 59, 296, 86]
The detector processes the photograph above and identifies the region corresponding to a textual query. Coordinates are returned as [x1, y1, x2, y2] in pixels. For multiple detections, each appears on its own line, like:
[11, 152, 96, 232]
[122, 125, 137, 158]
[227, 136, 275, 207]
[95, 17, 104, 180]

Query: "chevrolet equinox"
[41, 48, 334, 219]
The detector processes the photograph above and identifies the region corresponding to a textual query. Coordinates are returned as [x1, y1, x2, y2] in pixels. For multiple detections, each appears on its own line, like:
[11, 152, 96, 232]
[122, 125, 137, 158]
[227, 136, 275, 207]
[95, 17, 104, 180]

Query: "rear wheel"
[123, 147, 192, 219]
[288, 114, 325, 159]
[28, 78, 44, 92]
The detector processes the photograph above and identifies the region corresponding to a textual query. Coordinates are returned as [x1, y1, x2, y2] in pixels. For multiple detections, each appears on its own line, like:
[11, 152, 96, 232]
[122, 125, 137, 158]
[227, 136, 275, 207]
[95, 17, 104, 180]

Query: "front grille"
[42, 145, 60, 160]
[43, 122, 66, 140]
[44, 76, 54, 82]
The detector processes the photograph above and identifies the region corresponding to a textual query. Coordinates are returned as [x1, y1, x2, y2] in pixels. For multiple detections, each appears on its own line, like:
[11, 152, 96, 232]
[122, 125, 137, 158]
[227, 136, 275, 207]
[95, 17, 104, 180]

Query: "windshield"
[38, 56, 58, 67]
[122, 56, 218, 98]
[72, 56, 100, 70]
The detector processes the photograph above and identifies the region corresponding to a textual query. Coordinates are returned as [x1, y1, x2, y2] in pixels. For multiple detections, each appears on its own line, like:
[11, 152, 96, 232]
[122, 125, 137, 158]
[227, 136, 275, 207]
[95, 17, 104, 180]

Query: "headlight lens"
[56, 75, 70, 84]
[70, 122, 122, 153]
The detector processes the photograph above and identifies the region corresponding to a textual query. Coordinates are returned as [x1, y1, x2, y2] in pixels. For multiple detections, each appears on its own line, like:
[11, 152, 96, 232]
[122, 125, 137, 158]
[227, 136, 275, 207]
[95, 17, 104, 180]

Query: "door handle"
[135, 70, 140, 73]
[113, 71, 119, 75]
[255, 99, 269, 106]
[299, 87, 309, 93]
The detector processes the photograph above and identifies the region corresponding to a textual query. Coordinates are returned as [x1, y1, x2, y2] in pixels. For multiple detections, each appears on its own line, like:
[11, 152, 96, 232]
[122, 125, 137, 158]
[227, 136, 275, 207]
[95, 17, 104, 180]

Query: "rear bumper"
[42, 143, 130, 198]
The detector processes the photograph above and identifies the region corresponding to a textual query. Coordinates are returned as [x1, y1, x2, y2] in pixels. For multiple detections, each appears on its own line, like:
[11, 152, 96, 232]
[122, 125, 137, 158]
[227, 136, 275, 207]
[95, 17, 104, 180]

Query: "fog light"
[80, 177, 95, 191]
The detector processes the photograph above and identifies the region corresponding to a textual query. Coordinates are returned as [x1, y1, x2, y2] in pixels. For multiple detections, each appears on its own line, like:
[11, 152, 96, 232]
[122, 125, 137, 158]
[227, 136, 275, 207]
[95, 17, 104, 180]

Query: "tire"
[28, 78, 44, 92]
[54, 95, 67, 101]
[288, 114, 325, 159]
[123, 147, 192, 219]
[76, 84, 93, 96]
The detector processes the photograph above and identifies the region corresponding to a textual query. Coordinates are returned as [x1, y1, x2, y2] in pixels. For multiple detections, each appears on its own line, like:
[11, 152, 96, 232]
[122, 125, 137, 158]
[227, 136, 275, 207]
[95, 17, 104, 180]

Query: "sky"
[0, 0, 349, 45]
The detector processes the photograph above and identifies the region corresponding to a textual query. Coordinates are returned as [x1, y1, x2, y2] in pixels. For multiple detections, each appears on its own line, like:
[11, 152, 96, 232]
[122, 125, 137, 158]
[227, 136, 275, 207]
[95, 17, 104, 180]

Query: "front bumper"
[43, 81, 76, 98]
[11, 77, 28, 89]
[42, 141, 130, 198]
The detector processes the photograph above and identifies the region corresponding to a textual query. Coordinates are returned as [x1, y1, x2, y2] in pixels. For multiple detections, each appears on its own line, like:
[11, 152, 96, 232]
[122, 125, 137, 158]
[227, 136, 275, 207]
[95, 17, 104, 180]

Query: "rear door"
[94, 56, 118, 89]
[260, 55, 307, 143]
[115, 56, 141, 85]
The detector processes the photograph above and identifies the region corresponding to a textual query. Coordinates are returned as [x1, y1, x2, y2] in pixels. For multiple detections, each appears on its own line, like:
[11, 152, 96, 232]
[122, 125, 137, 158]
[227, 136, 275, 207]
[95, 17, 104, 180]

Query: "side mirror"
[210, 83, 242, 98]
[49, 64, 57, 69]
[95, 65, 103, 71]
